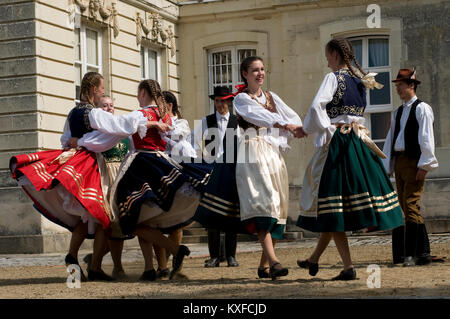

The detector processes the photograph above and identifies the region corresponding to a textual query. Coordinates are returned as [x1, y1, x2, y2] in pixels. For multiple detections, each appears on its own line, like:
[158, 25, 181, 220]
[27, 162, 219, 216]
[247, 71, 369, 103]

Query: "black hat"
[209, 86, 232, 100]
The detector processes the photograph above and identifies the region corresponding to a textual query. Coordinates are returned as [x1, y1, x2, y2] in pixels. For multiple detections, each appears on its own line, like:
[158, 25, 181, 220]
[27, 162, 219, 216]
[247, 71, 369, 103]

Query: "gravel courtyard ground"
[0, 234, 449, 299]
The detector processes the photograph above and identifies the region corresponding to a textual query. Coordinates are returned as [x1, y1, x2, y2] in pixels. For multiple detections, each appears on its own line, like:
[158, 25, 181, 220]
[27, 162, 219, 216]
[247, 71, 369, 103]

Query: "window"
[74, 26, 102, 101]
[141, 46, 161, 81]
[349, 36, 391, 149]
[208, 46, 256, 113]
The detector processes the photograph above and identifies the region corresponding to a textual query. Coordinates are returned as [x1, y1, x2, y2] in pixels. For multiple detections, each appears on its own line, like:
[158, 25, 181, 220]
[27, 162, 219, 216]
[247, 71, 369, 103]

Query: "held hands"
[274, 123, 308, 138]
[147, 120, 173, 133]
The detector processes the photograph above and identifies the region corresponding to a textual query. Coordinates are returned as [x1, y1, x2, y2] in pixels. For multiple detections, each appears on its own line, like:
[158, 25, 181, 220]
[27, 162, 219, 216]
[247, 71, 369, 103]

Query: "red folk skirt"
[10, 149, 110, 236]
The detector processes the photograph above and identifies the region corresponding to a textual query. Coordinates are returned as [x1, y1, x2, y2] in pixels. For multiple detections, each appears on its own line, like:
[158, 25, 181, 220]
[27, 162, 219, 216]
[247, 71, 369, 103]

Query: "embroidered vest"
[325, 69, 366, 119]
[102, 138, 130, 163]
[392, 99, 422, 160]
[132, 107, 172, 151]
[68, 102, 94, 138]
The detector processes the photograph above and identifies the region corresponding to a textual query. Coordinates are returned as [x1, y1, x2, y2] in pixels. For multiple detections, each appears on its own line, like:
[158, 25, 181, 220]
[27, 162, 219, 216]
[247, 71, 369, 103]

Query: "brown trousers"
[394, 154, 425, 224]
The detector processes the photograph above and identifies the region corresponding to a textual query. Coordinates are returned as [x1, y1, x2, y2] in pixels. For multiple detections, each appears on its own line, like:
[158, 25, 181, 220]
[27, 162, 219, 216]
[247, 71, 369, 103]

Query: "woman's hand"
[147, 121, 173, 133]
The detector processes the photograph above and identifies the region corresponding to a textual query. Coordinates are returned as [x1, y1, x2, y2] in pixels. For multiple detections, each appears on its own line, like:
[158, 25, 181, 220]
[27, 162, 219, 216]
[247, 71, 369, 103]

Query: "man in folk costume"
[191, 86, 239, 268]
[383, 68, 439, 266]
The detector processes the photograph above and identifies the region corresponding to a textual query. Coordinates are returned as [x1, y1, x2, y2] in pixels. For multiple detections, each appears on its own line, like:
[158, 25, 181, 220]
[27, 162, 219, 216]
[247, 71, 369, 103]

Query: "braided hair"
[326, 38, 366, 79]
[138, 79, 168, 118]
[80, 72, 103, 106]
[162, 91, 182, 119]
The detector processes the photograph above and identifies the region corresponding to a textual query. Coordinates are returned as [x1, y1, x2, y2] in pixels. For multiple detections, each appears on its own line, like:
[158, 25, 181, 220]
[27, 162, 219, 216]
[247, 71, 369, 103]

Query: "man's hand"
[416, 168, 428, 181]
[67, 137, 79, 149]
[293, 126, 308, 138]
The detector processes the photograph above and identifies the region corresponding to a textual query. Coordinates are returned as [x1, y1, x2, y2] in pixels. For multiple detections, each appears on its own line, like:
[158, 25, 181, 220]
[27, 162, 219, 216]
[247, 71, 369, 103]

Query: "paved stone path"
[0, 234, 448, 268]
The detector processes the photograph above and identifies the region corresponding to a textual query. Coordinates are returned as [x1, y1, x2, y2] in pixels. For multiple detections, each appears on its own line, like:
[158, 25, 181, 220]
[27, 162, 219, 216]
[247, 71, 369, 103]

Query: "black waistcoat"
[392, 99, 422, 160]
[68, 103, 95, 138]
[204, 113, 238, 158]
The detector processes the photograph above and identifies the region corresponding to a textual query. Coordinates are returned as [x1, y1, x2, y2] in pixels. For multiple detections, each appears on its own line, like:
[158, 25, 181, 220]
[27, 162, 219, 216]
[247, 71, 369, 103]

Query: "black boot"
[404, 222, 419, 267]
[225, 232, 238, 267]
[205, 229, 221, 267]
[415, 223, 432, 265]
[392, 225, 405, 264]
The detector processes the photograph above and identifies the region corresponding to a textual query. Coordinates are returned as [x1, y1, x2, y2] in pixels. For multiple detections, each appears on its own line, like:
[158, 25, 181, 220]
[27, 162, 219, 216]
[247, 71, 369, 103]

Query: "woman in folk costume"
[234, 56, 303, 279]
[108, 79, 212, 281]
[151, 90, 199, 279]
[10, 72, 150, 281]
[295, 38, 404, 280]
[81, 95, 132, 280]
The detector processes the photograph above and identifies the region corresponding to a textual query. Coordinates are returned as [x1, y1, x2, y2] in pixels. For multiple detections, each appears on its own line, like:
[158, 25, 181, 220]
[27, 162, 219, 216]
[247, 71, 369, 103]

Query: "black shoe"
[87, 269, 114, 282]
[227, 256, 239, 267]
[204, 257, 220, 268]
[140, 269, 157, 282]
[65, 254, 87, 282]
[332, 268, 357, 281]
[297, 259, 319, 276]
[170, 245, 190, 279]
[156, 268, 170, 279]
[257, 267, 270, 278]
[269, 262, 288, 280]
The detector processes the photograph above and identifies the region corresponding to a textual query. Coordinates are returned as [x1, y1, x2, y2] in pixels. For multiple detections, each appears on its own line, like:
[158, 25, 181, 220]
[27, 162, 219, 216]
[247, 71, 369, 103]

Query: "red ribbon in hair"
[220, 84, 247, 100]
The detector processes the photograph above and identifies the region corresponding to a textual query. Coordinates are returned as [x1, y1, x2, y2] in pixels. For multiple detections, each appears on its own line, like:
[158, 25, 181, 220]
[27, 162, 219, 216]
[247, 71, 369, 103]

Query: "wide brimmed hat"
[392, 68, 421, 84]
[209, 86, 233, 100]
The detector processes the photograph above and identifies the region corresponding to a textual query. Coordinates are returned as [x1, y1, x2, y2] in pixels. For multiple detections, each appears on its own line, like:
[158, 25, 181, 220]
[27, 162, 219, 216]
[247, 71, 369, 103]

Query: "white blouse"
[233, 91, 302, 151]
[163, 115, 197, 158]
[382, 96, 439, 174]
[303, 72, 365, 148]
[61, 108, 147, 153]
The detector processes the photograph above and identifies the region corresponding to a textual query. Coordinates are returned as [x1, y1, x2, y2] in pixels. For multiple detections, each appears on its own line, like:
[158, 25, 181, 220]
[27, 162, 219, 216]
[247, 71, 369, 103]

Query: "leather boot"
[392, 225, 405, 264]
[404, 222, 419, 266]
[205, 229, 221, 267]
[415, 223, 432, 265]
[225, 232, 238, 266]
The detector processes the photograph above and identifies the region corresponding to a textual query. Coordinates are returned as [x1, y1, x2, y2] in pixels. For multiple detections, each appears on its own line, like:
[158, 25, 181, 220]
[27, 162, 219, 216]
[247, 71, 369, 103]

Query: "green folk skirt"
[297, 129, 404, 233]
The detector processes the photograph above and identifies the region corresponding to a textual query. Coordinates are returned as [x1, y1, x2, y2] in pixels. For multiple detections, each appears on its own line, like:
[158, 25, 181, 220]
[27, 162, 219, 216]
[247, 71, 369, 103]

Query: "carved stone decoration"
[89, 0, 100, 20]
[74, 0, 88, 12]
[136, 12, 143, 46]
[111, 2, 120, 38]
[167, 25, 176, 57]
[151, 13, 162, 42]
[99, 0, 111, 20]
[68, 0, 76, 26]
[140, 14, 151, 36]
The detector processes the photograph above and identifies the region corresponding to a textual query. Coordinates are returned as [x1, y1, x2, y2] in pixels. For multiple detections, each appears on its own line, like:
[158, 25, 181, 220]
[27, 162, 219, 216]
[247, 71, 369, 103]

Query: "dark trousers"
[392, 154, 431, 263]
[207, 229, 237, 259]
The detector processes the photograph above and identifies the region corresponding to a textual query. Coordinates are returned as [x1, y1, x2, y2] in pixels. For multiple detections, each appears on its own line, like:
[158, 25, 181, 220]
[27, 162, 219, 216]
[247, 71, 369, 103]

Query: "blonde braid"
[337, 38, 366, 79]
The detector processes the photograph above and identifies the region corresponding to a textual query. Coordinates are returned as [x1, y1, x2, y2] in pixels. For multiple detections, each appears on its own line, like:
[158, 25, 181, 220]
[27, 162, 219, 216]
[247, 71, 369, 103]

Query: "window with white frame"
[207, 46, 256, 113]
[349, 36, 392, 150]
[141, 46, 161, 81]
[74, 26, 102, 101]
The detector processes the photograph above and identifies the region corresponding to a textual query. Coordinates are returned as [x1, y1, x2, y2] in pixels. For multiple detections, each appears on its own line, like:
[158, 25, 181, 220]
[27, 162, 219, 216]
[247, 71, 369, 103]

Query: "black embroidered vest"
[325, 69, 366, 119]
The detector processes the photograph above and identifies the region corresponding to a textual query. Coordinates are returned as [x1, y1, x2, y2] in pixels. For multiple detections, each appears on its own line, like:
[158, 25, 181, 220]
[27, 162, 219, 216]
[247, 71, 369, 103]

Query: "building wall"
[178, 0, 449, 183]
[177, 0, 450, 230]
[0, 0, 181, 252]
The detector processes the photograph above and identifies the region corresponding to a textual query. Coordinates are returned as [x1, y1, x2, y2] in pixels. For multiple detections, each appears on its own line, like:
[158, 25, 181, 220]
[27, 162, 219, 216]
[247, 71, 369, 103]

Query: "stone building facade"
[0, 0, 448, 253]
